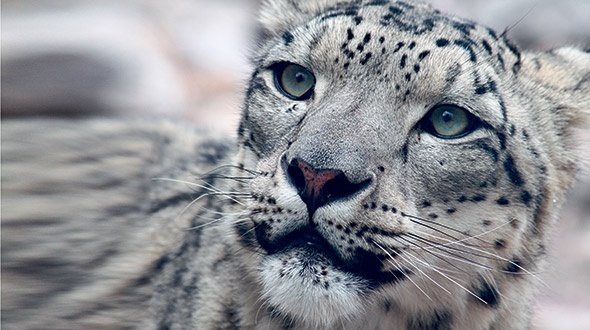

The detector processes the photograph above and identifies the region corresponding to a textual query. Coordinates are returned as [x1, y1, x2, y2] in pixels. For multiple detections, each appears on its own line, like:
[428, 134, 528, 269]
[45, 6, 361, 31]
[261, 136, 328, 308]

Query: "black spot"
[389, 5, 403, 15]
[360, 53, 372, 65]
[474, 280, 499, 307]
[436, 38, 449, 47]
[378, 166, 385, 172]
[408, 41, 416, 49]
[457, 195, 467, 203]
[407, 310, 453, 330]
[509, 218, 519, 228]
[400, 54, 407, 68]
[403, 89, 410, 101]
[401, 142, 408, 163]
[384, 300, 391, 312]
[503, 155, 524, 186]
[475, 85, 487, 95]
[363, 33, 371, 43]
[494, 239, 506, 250]
[497, 131, 507, 150]
[482, 220, 491, 226]
[421, 200, 432, 208]
[475, 141, 499, 162]
[356, 44, 365, 52]
[505, 38, 522, 74]
[393, 42, 405, 53]
[418, 50, 431, 61]
[496, 197, 510, 205]
[520, 190, 532, 206]
[482, 39, 492, 54]
[343, 48, 355, 59]
[347, 28, 354, 40]
[381, 205, 389, 212]
[446, 208, 456, 214]
[379, 36, 385, 43]
[354, 16, 363, 25]
[428, 213, 438, 219]
[452, 21, 475, 35]
[503, 257, 524, 275]
[471, 194, 486, 202]
[413, 64, 420, 73]
[282, 31, 294, 45]
[454, 39, 477, 62]
[487, 27, 498, 40]
[343, 62, 350, 69]
[405, 73, 411, 81]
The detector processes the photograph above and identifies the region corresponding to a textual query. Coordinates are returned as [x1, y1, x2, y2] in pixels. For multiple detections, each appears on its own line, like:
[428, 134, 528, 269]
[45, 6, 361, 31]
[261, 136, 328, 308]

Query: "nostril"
[287, 162, 306, 195]
[323, 172, 362, 201]
[285, 158, 371, 217]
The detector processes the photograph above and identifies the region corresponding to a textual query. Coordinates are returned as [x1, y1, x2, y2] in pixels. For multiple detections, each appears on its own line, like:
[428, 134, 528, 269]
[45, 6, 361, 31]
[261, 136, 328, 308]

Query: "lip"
[256, 225, 410, 288]
[269, 227, 340, 260]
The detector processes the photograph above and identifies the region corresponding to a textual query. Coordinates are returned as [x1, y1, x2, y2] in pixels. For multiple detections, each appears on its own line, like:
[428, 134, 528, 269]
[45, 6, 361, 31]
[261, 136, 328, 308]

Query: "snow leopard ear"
[258, 0, 343, 39]
[521, 47, 590, 183]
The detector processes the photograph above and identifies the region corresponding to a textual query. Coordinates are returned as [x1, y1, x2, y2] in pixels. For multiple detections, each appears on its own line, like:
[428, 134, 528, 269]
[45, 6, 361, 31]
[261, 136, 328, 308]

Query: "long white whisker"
[373, 241, 433, 301]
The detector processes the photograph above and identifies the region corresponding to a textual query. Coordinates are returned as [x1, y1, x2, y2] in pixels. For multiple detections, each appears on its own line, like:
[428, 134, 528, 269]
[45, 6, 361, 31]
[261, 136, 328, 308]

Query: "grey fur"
[2, 1, 589, 329]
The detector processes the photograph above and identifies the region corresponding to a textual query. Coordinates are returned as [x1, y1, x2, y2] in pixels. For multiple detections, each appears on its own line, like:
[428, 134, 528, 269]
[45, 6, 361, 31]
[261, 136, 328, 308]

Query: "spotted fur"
[2, 0, 589, 329]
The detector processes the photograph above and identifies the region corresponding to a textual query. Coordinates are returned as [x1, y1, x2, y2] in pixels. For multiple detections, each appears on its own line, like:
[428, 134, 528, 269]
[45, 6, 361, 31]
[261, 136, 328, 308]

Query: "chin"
[258, 247, 369, 328]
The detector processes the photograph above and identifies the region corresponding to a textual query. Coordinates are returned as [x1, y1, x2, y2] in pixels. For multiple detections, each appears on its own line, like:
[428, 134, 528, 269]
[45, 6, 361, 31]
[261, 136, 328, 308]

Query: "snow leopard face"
[228, 0, 588, 328]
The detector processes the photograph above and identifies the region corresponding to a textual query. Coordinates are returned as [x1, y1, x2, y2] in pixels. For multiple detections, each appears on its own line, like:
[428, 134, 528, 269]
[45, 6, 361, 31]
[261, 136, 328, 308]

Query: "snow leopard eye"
[273, 63, 315, 100]
[422, 105, 480, 139]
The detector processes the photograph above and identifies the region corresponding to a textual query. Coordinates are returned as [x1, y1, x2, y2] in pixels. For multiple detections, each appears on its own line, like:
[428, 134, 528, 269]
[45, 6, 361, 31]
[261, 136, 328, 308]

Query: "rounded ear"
[258, 0, 344, 40]
[521, 47, 590, 129]
[520, 47, 590, 184]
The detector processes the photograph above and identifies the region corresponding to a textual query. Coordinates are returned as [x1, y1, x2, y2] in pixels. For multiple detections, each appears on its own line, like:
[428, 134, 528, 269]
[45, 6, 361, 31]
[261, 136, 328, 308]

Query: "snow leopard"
[2, 0, 589, 329]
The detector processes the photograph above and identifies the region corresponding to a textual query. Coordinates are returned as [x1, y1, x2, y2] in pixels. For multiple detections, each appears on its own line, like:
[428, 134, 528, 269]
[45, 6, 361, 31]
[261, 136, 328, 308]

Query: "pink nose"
[286, 158, 366, 217]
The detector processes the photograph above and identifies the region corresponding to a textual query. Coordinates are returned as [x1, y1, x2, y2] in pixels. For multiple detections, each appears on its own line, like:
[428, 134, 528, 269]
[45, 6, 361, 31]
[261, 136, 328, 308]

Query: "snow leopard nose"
[286, 158, 370, 217]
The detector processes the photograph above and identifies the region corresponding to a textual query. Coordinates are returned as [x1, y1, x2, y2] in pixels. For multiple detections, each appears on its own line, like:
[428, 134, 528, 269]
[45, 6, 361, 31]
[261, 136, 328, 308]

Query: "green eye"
[422, 105, 479, 139]
[273, 63, 315, 100]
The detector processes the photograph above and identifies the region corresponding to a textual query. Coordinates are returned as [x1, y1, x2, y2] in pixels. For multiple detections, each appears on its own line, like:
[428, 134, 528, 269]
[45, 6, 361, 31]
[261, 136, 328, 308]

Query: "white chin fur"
[259, 251, 366, 328]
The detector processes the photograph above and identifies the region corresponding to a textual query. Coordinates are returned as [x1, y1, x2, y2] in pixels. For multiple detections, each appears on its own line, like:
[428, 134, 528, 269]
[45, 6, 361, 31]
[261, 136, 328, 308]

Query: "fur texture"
[2, 1, 589, 329]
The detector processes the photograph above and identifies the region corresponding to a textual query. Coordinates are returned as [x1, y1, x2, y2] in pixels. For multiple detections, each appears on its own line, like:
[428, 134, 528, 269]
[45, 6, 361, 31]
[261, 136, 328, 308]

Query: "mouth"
[256, 225, 409, 288]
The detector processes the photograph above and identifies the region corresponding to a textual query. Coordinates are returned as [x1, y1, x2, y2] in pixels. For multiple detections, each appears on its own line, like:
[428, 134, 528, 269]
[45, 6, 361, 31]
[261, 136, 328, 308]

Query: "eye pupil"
[295, 72, 305, 83]
[441, 110, 453, 123]
[274, 63, 316, 100]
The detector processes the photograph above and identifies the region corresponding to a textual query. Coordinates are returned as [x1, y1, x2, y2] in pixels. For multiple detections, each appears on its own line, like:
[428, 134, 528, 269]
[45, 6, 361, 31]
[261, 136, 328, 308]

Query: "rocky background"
[3, 0, 589, 328]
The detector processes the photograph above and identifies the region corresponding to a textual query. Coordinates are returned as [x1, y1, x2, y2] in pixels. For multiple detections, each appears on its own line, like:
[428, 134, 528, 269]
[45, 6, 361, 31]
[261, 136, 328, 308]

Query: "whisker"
[397, 235, 471, 276]
[406, 233, 504, 272]
[372, 240, 433, 301]
[404, 213, 488, 245]
[386, 243, 453, 296]
[197, 164, 262, 177]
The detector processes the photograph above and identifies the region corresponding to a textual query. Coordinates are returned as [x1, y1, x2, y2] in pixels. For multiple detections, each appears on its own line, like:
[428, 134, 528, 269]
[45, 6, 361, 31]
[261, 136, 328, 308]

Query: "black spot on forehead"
[347, 28, 354, 40]
[282, 31, 294, 45]
[400, 54, 407, 68]
[418, 50, 431, 61]
[453, 39, 477, 62]
[360, 52, 372, 65]
[436, 38, 449, 47]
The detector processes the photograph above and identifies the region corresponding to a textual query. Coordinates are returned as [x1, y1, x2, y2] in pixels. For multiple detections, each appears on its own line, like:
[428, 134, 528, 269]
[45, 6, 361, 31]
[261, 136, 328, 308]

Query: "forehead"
[257, 0, 515, 127]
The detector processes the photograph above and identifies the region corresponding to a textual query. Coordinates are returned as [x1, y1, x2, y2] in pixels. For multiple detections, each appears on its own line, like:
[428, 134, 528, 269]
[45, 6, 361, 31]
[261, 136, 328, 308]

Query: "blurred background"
[2, 0, 589, 328]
